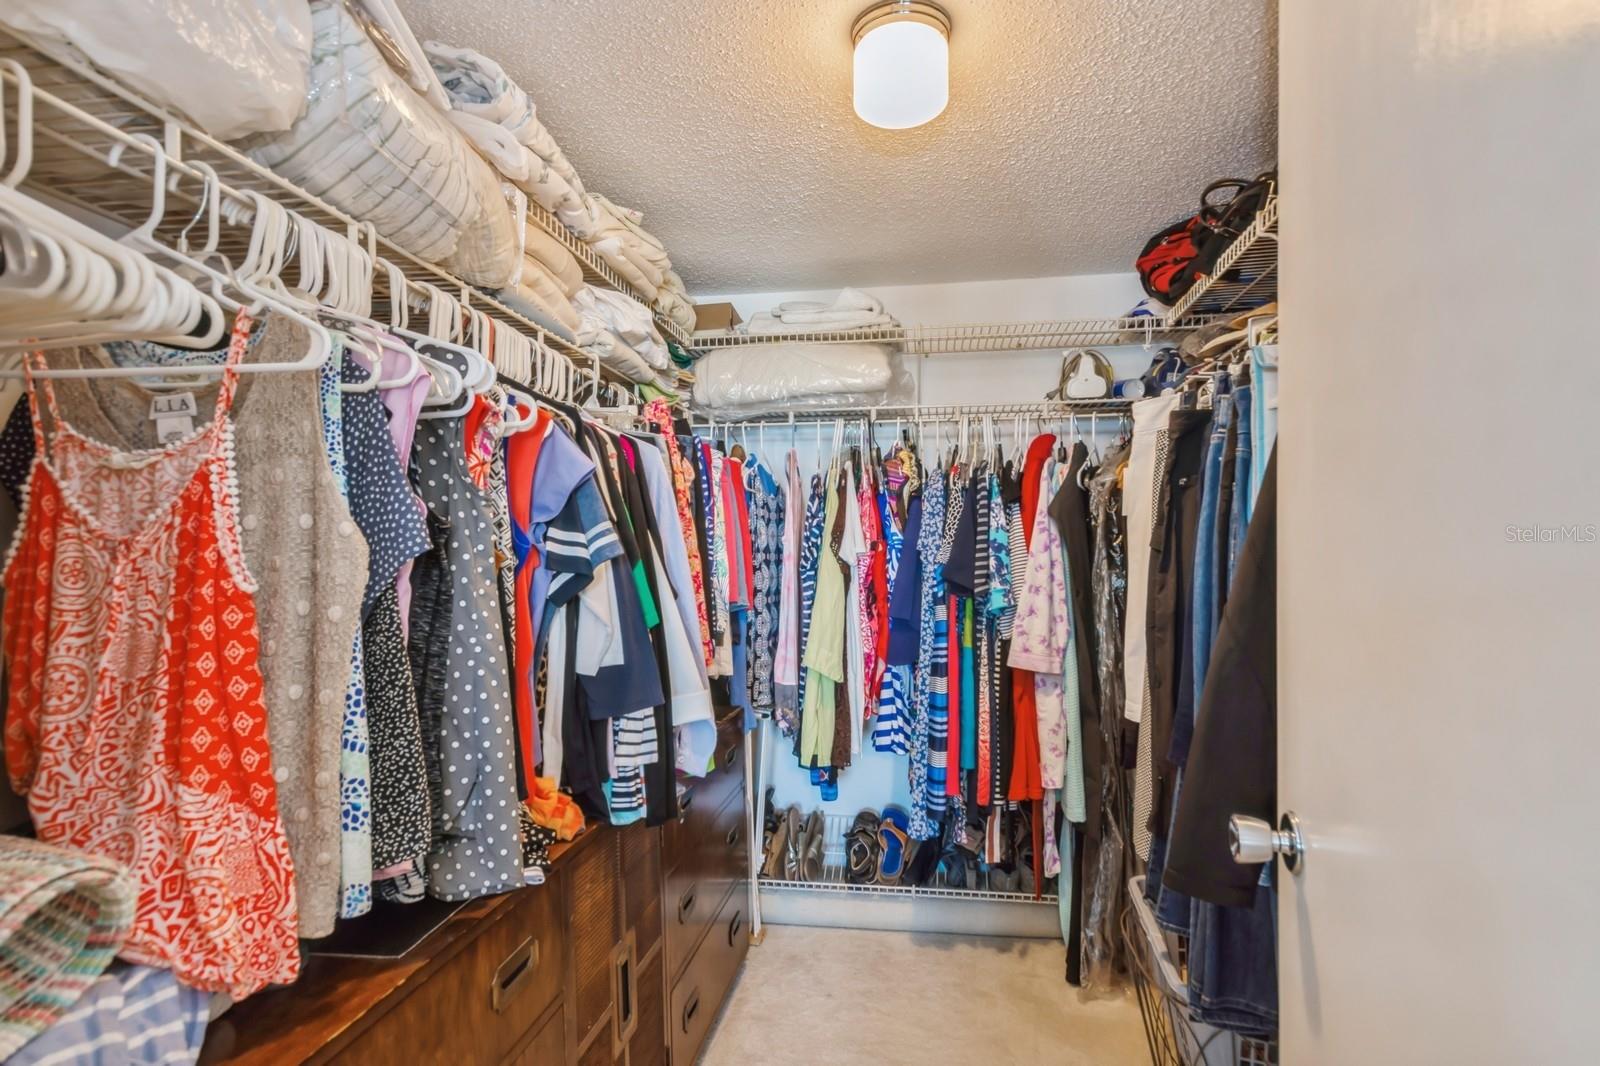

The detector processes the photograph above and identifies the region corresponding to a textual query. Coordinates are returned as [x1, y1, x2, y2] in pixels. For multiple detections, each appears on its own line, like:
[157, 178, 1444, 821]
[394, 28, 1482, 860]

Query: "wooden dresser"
[199, 708, 750, 1066]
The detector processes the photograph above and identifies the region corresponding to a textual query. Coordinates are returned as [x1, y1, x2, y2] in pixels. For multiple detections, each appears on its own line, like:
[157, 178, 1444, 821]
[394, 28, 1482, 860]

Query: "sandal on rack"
[800, 810, 826, 882]
[875, 806, 911, 884]
[845, 810, 881, 884]
[762, 801, 793, 880]
[782, 806, 805, 881]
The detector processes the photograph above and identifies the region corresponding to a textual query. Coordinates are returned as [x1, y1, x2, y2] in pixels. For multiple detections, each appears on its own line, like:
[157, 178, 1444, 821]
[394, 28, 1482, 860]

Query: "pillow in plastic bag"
[238, 0, 507, 275]
[2, 0, 312, 139]
[692, 343, 911, 418]
[439, 161, 522, 288]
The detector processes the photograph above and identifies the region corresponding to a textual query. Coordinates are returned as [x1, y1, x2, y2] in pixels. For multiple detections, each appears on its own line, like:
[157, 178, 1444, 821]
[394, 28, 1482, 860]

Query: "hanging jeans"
[1227, 386, 1254, 586]
[1180, 446, 1277, 1038]
[1250, 345, 1278, 508]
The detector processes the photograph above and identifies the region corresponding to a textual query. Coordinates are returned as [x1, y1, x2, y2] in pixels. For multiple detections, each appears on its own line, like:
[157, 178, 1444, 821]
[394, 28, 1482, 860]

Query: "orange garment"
[507, 406, 553, 787]
[3, 314, 299, 999]
[525, 776, 585, 841]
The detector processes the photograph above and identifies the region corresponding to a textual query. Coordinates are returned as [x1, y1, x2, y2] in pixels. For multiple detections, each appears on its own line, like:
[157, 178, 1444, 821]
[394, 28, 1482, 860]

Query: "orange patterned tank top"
[2, 312, 300, 998]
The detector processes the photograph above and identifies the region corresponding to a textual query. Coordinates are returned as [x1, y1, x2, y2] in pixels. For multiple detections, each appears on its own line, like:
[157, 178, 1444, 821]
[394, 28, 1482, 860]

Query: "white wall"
[699, 271, 1160, 405]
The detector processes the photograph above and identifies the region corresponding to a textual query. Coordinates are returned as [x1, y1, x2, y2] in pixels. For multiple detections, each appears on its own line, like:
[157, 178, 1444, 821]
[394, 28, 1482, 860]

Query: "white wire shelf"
[1164, 194, 1279, 322]
[688, 314, 1227, 355]
[0, 29, 671, 392]
[759, 873, 1057, 906]
[758, 810, 1056, 905]
[694, 400, 1136, 428]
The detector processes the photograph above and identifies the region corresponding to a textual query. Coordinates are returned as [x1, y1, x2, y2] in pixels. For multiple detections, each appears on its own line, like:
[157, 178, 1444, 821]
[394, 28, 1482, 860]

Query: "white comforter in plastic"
[691, 342, 895, 416]
[2, 0, 311, 140]
[239, 0, 518, 284]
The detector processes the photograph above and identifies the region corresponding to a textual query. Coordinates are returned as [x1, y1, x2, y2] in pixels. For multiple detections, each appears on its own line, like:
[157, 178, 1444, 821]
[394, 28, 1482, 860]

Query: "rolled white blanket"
[776, 286, 883, 316]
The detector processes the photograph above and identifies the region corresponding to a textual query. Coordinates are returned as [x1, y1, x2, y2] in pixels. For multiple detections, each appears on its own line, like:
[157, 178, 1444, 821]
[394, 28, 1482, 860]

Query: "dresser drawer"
[668, 884, 749, 1066]
[662, 783, 746, 984]
[504, 1005, 563, 1066]
[700, 713, 747, 815]
[336, 884, 564, 1064]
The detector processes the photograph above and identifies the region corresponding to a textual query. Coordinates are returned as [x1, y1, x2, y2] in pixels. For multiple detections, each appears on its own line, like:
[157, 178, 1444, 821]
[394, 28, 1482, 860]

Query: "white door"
[1277, 3, 1600, 1062]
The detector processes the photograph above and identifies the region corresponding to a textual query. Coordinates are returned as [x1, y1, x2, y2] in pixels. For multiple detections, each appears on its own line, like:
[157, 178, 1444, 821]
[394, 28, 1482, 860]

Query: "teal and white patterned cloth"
[0, 835, 135, 1060]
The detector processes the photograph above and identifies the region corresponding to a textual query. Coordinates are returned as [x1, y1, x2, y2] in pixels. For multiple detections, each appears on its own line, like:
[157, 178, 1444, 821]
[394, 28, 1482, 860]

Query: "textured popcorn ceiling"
[397, 0, 1278, 294]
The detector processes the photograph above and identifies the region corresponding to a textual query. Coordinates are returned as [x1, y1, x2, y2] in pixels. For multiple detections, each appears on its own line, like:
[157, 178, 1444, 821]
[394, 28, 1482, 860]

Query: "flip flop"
[875, 805, 911, 884]
[845, 809, 881, 884]
[800, 810, 826, 882]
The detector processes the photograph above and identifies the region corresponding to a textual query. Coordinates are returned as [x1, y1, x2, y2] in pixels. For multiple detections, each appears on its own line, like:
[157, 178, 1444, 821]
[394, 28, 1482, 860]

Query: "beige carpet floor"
[698, 925, 1149, 1066]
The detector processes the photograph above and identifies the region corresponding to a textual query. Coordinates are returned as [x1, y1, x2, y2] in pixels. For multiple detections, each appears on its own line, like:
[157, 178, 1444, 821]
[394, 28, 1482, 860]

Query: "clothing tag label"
[150, 392, 197, 443]
[154, 415, 196, 443]
[149, 392, 198, 420]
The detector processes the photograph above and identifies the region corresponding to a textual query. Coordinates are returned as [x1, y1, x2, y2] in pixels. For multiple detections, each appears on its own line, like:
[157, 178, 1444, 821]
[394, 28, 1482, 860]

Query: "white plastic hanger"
[0, 133, 333, 377]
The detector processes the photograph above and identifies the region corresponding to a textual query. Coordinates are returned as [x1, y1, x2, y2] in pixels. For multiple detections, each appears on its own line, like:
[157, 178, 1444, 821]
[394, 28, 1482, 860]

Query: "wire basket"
[1124, 877, 1277, 1066]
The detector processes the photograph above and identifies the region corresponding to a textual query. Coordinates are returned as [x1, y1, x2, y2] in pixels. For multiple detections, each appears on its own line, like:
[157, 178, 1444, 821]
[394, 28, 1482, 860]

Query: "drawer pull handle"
[722, 744, 739, 767]
[725, 825, 740, 848]
[682, 989, 701, 1033]
[728, 910, 744, 946]
[489, 936, 539, 1013]
[678, 791, 694, 821]
[618, 954, 633, 1029]
[678, 886, 697, 922]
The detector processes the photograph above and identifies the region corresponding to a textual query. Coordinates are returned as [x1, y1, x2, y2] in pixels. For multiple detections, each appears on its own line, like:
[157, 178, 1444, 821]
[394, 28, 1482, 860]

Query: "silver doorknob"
[1229, 811, 1305, 873]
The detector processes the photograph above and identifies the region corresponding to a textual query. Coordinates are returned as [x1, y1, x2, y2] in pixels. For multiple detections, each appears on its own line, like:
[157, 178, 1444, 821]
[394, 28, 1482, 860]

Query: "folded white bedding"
[523, 222, 583, 296]
[591, 194, 670, 266]
[586, 331, 659, 384]
[571, 286, 668, 368]
[518, 256, 581, 329]
[425, 39, 588, 197]
[777, 287, 883, 316]
[591, 233, 664, 292]
[692, 342, 893, 410]
[656, 287, 696, 334]
[494, 277, 579, 342]
[744, 309, 896, 333]
[737, 287, 896, 333]
[589, 236, 660, 302]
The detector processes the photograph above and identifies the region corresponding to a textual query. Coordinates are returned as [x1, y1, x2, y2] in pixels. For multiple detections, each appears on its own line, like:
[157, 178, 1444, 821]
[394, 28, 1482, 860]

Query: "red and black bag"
[1136, 170, 1277, 303]
[1136, 215, 1205, 303]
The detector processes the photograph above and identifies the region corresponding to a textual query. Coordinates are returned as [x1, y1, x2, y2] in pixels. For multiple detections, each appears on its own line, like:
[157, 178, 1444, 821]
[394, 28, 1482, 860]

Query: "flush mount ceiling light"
[851, 1, 951, 130]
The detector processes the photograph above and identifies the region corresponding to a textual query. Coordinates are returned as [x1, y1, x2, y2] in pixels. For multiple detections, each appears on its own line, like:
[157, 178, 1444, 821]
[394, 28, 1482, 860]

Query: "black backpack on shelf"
[1135, 169, 1277, 303]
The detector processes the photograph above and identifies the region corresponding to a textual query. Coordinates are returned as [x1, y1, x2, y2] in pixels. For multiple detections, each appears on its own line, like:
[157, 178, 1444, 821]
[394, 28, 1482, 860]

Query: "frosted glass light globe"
[852, 3, 950, 130]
